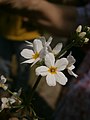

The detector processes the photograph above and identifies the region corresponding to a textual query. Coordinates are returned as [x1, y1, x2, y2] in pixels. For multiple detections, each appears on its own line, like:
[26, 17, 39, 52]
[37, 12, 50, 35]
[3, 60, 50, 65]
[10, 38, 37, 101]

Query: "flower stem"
[29, 75, 42, 103]
[7, 89, 22, 102]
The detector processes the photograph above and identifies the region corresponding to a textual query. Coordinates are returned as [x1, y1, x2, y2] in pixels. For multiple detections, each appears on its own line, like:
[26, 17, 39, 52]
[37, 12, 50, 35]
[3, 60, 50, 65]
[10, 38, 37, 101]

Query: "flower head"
[36, 53, 68, 86]
[0, 97, 16, 111]
[0, 75, 8, 90]
[67, 52, 78, 78]
[21, 39, 45, 66]
[1, 97, 10, 111]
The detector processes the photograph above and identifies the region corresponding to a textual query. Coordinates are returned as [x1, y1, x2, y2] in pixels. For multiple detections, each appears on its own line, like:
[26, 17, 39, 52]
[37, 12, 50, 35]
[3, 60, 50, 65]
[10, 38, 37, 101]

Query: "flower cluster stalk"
[29, 75, 42, 103]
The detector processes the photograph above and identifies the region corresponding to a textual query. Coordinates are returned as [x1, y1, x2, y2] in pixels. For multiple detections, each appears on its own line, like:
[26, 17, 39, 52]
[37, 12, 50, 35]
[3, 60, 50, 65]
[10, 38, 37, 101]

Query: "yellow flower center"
[48, 66, 57, 74]
[32, 52, 39, 59]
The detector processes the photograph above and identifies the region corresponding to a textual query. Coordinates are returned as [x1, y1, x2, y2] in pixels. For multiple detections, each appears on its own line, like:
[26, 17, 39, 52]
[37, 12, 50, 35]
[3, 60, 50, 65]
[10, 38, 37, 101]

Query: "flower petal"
[68, 69, 78, 78]
[21, 59, 35, 64]
[21, 49, 34, 59]
[55, 72, 67, 85]
[33, 39, 43, 53]
[46, 73, 56, 86]
[36, 66, 48, 76]
[1, 97, 8, 103]
[46, 36, 52, 46]
[55, 58, 68, 71]
[31, 58, 40, 67]
[67, 52, 76, 66]
[45, 53, 55, 67]
[68, 65, 75, 70]
[52, 43, 62, 55]
[25, 41, 33, 47]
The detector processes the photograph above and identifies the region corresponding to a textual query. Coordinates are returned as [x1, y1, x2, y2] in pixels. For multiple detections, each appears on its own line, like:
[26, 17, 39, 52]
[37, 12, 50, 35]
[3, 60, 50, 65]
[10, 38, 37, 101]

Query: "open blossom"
[0, 75, 8, 90]
[67, 53, 78, 78]
[36, 53, 68, 86]
[1, 97, 10, 111]
[21, 39, 45, 66]
[0, 97, 16, 111]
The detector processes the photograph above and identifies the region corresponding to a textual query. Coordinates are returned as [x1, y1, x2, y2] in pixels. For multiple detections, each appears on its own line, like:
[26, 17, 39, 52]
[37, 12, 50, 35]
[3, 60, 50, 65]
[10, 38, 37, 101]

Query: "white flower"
[21, 39, 45, 66]
[1, 97, 10, 111]
[67, 53, 78, 78]
[76, 25, 82, 33]
[0, 97, 16, 111]
[36, 53, 68, 86]
[0, 75, 8, 90]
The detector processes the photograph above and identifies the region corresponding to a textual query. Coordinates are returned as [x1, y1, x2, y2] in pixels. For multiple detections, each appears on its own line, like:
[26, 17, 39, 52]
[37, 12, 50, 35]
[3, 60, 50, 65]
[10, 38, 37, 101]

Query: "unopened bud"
[79, 32, 86, 38]
[76, 25, 82, 33]
[84, 38, 89, 43]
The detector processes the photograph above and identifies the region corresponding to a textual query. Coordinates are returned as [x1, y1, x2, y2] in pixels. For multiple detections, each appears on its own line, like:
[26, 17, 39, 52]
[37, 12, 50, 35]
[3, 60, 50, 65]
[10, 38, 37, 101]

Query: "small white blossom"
[0, 96, 17, 111]
[0, 75, 8, 90]
[67, 53, 78, 78]
[36, 53, 68, 86]
[1, 97, 10, 111]
[21, 39, 45, 66]
[76, 25, 82, 33]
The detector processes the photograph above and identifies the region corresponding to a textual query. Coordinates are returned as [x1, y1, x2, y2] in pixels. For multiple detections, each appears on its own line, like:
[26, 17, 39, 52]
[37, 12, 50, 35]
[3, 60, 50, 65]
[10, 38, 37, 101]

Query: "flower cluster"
[75, 25, 90, 46]
[21, 36, 78, 86]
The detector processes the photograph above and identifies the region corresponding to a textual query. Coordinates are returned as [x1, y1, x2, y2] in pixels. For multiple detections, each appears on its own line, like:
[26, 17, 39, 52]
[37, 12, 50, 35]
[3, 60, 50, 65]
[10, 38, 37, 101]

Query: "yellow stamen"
[48, 66, 57, 74]
[32, 52, 39, 59]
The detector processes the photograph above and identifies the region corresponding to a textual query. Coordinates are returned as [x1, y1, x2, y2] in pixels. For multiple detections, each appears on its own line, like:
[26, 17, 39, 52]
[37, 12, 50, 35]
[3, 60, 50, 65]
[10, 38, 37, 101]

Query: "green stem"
[29, 75, 42, 103]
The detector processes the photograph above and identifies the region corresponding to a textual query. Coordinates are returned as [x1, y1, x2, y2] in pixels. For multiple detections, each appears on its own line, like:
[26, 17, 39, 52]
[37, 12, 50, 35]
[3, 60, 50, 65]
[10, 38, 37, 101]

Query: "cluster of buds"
[75, 25, 90, 46]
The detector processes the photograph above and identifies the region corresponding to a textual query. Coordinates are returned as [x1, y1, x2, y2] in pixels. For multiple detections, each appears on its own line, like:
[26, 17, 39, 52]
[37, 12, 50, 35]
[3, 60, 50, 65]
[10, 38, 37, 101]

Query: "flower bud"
[76, 25, 82, 33]
[84, 38, 89, 43]
[79, 32, 86, 38]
